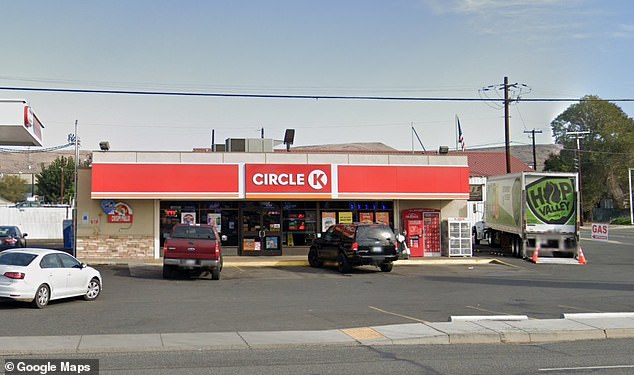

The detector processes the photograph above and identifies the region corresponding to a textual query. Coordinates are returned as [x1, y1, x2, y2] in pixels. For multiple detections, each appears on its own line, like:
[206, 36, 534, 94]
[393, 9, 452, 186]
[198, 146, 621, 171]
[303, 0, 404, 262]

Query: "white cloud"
[422, 0, 595, 42]
[611, 23, 634, 38]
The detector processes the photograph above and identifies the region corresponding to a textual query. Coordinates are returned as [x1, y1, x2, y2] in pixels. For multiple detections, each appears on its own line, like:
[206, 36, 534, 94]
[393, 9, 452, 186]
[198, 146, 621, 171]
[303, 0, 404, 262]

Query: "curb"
[1, 315, 633, 355]
[87, 257, 513, 268]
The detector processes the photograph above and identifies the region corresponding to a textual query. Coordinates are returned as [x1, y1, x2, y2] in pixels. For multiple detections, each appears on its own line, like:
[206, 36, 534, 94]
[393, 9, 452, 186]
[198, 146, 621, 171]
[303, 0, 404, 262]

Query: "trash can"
[63, 219, 74, 252]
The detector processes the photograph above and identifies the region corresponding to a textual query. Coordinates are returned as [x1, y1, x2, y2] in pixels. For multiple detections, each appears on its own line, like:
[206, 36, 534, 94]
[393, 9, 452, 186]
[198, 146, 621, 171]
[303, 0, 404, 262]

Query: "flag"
[457, 116, 466, 151]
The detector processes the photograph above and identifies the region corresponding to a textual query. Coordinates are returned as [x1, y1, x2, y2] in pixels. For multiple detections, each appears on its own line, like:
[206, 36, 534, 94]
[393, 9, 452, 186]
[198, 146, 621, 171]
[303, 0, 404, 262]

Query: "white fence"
[0, 207, 72, 239]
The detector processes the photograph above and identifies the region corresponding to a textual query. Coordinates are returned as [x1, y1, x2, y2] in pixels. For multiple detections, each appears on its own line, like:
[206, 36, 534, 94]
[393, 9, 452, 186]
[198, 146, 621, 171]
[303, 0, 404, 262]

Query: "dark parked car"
[308, 223, 399, 273]
[0, 226, 27, 251]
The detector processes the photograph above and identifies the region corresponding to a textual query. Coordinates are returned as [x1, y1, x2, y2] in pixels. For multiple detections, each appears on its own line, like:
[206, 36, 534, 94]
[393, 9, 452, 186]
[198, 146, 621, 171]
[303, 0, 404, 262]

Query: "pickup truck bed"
[163, 224, 223, 280]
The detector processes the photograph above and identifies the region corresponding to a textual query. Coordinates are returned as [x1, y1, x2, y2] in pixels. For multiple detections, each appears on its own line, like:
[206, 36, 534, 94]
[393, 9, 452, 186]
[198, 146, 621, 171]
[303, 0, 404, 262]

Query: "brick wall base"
[77, 235, 155, 259]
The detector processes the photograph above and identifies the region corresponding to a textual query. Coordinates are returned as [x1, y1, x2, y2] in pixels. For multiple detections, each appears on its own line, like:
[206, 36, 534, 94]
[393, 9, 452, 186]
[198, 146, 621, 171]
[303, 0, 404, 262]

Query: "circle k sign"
[246, 164, 332, 195]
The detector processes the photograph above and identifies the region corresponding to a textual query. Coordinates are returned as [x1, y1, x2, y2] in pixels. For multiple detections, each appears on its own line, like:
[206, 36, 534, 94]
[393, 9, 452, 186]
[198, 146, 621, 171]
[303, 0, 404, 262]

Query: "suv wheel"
[308, 248, 322, 268]
[379, 262, 393, 272]
[337, 252, 351, 273]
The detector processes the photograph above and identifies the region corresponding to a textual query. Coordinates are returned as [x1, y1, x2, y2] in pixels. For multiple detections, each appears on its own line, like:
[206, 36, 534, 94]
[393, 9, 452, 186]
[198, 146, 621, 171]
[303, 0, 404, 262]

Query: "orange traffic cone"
[531, 246, 540, 264]
[578, 247, 587, 265]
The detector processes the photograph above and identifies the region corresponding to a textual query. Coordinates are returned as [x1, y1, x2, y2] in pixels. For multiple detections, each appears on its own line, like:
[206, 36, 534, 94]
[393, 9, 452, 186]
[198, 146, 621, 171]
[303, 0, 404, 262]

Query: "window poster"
[338, 211, 353, 224]
[321, 212, 336, 231]
[359, 212, 374, 223]
[265, 236, 279, 250]
[181, 212, 196, 224]
[376, 212, 390, 225]
[207, 213, 221, 232]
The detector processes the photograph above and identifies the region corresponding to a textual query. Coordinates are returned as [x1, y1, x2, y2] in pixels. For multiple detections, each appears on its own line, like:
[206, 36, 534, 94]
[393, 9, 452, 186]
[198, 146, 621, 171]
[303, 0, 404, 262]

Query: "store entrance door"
[240, 202, 282, 256]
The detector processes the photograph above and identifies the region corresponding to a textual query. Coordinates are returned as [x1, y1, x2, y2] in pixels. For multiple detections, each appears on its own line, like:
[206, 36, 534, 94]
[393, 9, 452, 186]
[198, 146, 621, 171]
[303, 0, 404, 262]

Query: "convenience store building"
[75, 147, 470, 259]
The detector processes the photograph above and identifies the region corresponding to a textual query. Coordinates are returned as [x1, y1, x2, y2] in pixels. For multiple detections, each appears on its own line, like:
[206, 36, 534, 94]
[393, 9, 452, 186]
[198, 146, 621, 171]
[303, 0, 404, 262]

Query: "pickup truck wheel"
[162, 265, 175, 279]
[211, 267, 220, 280]
[379, 262, 393, 272]
[337, 253, 351, 274]
[308, 248, 323, 268]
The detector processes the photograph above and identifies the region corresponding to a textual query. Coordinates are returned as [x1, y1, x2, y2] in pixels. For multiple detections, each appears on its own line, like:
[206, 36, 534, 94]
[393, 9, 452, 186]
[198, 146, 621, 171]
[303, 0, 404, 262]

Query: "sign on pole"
[590, 223, 609, 241]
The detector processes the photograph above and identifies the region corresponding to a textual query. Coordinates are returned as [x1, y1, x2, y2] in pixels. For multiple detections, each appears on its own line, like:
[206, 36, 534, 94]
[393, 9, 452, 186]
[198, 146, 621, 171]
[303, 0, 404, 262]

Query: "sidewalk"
[84, 255, 515, 268]
[1, 313, 633, 354]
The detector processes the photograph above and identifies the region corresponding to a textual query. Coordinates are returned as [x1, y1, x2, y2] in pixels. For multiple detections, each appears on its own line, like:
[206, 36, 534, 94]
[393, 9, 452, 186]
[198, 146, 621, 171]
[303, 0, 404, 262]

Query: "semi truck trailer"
[485, 172, 579, 259]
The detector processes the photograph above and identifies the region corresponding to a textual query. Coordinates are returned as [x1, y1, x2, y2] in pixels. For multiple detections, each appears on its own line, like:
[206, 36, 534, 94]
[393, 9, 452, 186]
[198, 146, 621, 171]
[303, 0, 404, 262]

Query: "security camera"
[99, 141, 110, 151]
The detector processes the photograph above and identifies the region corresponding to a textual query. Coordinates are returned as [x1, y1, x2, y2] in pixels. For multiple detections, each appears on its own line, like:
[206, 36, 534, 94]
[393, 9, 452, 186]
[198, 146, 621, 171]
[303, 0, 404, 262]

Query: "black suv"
[308, 223, 399, 273]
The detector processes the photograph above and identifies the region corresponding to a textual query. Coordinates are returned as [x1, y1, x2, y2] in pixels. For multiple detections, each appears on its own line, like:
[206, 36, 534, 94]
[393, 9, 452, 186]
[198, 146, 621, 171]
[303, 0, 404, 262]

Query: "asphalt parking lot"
[1, 227, 632, 338]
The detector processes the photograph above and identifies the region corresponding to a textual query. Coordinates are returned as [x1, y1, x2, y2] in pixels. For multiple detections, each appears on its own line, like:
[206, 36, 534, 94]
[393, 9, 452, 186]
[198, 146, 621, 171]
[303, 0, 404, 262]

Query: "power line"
[1, 86, 633, 103]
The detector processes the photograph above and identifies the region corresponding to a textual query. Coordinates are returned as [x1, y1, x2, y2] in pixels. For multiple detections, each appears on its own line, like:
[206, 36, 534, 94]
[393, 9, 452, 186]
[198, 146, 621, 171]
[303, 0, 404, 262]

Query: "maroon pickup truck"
[163, 224, 223, 280]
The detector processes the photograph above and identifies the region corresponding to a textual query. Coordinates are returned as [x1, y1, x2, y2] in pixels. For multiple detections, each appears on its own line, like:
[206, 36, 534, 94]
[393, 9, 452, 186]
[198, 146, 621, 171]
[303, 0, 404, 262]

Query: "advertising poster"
[243, 239, 256, 251]
[207, 213, 221, 232]
[376, 212, 389, 225]
[359, 212, 374, 223]
[181, 212, 196, 224]
[322, 212, 336, 231]
[266, 236, 279, 250]
[338, 211, 353, 224]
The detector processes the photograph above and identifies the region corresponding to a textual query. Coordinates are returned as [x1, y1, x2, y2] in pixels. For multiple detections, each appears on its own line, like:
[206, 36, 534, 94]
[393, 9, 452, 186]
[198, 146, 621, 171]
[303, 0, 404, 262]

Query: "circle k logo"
[308, 169, 328, 190]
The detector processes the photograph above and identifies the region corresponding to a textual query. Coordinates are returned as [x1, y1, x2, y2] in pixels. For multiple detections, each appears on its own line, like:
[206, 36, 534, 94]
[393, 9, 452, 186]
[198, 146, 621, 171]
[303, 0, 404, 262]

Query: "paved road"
[1, 230, 633, 337]
[3, 337, 634, 374]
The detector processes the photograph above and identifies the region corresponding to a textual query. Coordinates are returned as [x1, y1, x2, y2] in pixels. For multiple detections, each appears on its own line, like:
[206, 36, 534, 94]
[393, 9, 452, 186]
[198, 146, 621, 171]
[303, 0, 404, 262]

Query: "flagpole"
[455, 115, 459, 151]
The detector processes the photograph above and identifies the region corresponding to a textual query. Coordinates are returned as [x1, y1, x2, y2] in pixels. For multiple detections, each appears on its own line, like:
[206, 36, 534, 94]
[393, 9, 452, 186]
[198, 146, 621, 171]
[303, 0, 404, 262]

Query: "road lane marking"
[368, 306, 429, 323]
[539, 365, 634, 372]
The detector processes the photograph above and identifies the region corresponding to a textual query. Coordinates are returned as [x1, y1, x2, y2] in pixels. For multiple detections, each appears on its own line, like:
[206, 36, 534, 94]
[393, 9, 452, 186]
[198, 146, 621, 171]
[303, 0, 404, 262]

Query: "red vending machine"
[401, 209, 441, 257]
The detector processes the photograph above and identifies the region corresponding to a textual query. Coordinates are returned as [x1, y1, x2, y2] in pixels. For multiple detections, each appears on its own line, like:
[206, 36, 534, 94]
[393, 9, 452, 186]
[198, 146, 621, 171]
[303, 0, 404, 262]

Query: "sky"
[1, 0, 633, 153]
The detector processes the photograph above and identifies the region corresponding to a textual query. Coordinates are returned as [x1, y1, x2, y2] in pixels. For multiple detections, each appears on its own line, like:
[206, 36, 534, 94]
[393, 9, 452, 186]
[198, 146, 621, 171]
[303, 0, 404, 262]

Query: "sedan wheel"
[32, 284, 50, 309]
[84, 278, 101, 301]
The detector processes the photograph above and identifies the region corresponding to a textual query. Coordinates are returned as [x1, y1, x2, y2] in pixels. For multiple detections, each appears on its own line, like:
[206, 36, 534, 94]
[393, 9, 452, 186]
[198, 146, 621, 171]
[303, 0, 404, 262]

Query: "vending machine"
[401, 209, 441, 257]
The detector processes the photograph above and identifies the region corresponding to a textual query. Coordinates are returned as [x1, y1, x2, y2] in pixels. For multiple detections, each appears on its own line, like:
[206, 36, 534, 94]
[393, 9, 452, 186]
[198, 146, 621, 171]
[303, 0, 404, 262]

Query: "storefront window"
[283, 209, 317, 246]
[318, 201, 394, 231]
[159, 200, 394, 253]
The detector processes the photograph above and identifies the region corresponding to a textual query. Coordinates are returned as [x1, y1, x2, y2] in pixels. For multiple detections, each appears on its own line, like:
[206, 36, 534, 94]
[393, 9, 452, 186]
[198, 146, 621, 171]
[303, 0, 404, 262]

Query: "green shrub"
[609, 217, 632, 225]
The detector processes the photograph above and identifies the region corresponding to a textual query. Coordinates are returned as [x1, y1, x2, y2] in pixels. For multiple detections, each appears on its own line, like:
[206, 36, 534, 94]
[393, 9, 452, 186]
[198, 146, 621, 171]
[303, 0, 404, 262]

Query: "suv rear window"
[0, 252, 37, 266]
[355, 225, 396, 245]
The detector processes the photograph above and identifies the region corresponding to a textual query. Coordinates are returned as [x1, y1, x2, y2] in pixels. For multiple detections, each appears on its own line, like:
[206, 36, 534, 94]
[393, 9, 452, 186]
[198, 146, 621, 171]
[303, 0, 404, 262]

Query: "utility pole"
[73, 120, 79, 257]
[524, 129, 543, 170]
[504, 76, 511, 173]
[480, 77, 530, 174]
[566, 130, 590, 226]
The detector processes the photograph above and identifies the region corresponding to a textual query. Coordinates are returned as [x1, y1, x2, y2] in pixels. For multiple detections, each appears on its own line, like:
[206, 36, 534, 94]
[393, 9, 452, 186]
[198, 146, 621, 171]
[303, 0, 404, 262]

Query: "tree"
[0, 175, 28, 203]
[544, 95, 634, 218]
[36, 156, 76, 204]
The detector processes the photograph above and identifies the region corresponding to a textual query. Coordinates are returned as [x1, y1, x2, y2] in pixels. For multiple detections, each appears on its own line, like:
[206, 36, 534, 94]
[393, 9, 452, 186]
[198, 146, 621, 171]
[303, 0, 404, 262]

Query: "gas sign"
[590, 223, 609, 241]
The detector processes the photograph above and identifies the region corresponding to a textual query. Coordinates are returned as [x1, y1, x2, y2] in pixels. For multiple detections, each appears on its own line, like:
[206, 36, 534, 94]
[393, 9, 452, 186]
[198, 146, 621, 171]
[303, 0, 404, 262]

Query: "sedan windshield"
[0, 252, 37, 266]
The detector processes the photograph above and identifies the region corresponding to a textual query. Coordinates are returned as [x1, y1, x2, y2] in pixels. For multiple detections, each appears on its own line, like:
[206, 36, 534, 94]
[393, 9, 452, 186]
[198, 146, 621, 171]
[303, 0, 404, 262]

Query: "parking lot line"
[368, 306, 429, 323]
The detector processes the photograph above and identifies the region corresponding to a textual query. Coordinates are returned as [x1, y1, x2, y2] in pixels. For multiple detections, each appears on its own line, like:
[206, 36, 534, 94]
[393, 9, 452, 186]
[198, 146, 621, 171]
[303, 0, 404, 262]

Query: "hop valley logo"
[526, 177, 576, 225]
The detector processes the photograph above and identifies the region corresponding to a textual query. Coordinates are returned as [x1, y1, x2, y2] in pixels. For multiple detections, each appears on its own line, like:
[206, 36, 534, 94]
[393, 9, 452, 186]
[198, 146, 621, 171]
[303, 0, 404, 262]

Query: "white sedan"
[0, 248, 102, 308]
